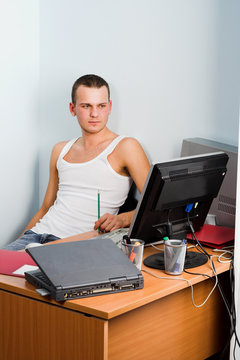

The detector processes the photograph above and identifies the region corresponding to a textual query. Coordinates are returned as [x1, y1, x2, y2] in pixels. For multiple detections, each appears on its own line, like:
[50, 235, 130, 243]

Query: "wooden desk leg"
[0, 290, 108, 360]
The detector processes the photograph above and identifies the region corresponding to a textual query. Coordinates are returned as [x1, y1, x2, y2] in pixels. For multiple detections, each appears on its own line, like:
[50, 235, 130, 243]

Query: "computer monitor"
[128, 152, 229, 270]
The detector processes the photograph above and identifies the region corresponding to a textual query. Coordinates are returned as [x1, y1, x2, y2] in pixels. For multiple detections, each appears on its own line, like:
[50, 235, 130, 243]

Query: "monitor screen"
[127, 152, 228, 269]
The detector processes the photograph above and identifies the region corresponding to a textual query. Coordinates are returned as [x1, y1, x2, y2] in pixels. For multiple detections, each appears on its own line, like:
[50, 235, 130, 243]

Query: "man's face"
[69, 85, 112, 134]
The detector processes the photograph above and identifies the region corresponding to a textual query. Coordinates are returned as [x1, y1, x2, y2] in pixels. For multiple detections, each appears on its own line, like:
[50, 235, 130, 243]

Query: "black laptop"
[24, 238, 144, 301]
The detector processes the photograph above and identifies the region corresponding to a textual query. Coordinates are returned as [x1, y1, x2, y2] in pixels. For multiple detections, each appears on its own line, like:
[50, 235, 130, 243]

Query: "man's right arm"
[19, 142, 66, 236]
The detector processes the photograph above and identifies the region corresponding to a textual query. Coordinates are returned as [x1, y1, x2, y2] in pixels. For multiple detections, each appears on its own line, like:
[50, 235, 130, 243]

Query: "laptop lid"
[25, 238, 142, 290]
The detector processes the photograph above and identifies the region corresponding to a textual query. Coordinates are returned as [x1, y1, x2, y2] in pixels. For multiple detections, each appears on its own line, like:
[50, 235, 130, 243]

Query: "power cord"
[186, 214, 239, 359]
[212, 246, 234, 264]
[142, 268, 218, 308]
[148, 215, 238, 358]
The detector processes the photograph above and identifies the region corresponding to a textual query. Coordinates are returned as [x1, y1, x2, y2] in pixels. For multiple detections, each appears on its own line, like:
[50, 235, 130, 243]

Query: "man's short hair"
[71, 74, 110, 105]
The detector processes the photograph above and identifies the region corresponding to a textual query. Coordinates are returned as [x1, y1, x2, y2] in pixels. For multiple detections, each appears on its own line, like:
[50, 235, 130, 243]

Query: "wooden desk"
[0, 235, 230, 360]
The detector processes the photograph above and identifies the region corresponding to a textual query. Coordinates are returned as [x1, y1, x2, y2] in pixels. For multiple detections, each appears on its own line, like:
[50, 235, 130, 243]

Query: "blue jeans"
[2, 230, 60, 251]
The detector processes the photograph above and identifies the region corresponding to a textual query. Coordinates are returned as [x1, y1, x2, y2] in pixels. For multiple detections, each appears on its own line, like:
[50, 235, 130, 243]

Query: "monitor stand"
[143, 251, 208, 270]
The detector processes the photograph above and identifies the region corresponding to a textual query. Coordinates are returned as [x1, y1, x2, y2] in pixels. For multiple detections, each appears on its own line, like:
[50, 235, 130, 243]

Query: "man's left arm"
[94, 138, 150, 232]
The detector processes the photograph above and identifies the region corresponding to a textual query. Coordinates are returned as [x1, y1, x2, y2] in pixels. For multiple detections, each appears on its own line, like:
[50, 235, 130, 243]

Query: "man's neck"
[81, 128, 116, 149]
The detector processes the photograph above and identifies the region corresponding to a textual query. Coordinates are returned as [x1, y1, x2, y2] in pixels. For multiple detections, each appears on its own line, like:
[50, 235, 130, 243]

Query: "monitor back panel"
[181, 137, 237, 228]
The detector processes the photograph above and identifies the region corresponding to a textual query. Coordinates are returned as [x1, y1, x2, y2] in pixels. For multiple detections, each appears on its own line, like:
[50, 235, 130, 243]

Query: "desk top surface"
[0, 232, 231, 320]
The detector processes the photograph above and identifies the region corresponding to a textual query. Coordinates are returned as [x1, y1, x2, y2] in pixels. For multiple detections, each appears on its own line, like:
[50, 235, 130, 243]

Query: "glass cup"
[121, 239, 145, 271]
[164, 239, 187, 275]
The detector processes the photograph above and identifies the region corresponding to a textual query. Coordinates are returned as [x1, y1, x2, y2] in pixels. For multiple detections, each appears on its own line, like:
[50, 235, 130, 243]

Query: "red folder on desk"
[0, 249, 37, 277]
[187, 224, 235, 249]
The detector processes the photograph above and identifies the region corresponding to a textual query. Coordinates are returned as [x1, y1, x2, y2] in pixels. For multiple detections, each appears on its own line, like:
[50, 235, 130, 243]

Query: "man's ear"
[109, 100, 112, 114]
[69, 102, 76, 116]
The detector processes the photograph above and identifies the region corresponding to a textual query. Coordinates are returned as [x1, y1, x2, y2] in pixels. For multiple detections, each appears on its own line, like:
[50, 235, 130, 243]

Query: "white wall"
[38, 0, 240, 203]
[1, 3, 240, 357]
[0, 1, 39, 246]
[1, 1, 239, 252]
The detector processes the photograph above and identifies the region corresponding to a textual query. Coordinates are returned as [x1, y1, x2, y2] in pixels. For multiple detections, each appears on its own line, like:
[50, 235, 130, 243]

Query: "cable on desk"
[150, 243, 164, 251]
[183, 269, 212, 279]
[145, 216, 218, 308]
[212, 246, 234, 264]
[229, 257, 240, 360]
[148, 214, 238, 357]
[187, 217, 231, 315]
[187, 214, 239, 359]
[142, 268, 218, 309]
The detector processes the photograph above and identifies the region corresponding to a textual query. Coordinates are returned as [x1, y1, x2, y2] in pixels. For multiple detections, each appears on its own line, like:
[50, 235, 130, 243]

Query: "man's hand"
[94, 213, 124, 233]
[94, 210, 135, 233]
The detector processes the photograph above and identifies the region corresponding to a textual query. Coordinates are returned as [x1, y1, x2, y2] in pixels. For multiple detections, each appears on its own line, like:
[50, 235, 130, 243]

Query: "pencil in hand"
[98, 190, 101, 234]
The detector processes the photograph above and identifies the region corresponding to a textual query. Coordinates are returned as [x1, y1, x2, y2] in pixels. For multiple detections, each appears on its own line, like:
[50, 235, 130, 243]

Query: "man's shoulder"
[52, 140, 69, 152]
[55, 140, 70, 147]
[114, 137, 146, 163]
[117, 137, 142, 151]
[51, 140, 74, 160]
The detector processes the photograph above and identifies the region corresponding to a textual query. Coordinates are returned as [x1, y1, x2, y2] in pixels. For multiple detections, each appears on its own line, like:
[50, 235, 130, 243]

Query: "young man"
[4, 74, 150, 251]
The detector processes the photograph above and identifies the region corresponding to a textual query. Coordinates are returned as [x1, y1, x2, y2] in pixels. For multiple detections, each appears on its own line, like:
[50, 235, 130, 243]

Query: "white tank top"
[32, 136, 132, 238]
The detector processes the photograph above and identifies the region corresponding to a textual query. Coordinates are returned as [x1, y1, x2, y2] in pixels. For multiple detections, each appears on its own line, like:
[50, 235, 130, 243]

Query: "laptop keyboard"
[96, 228, 129, 248]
